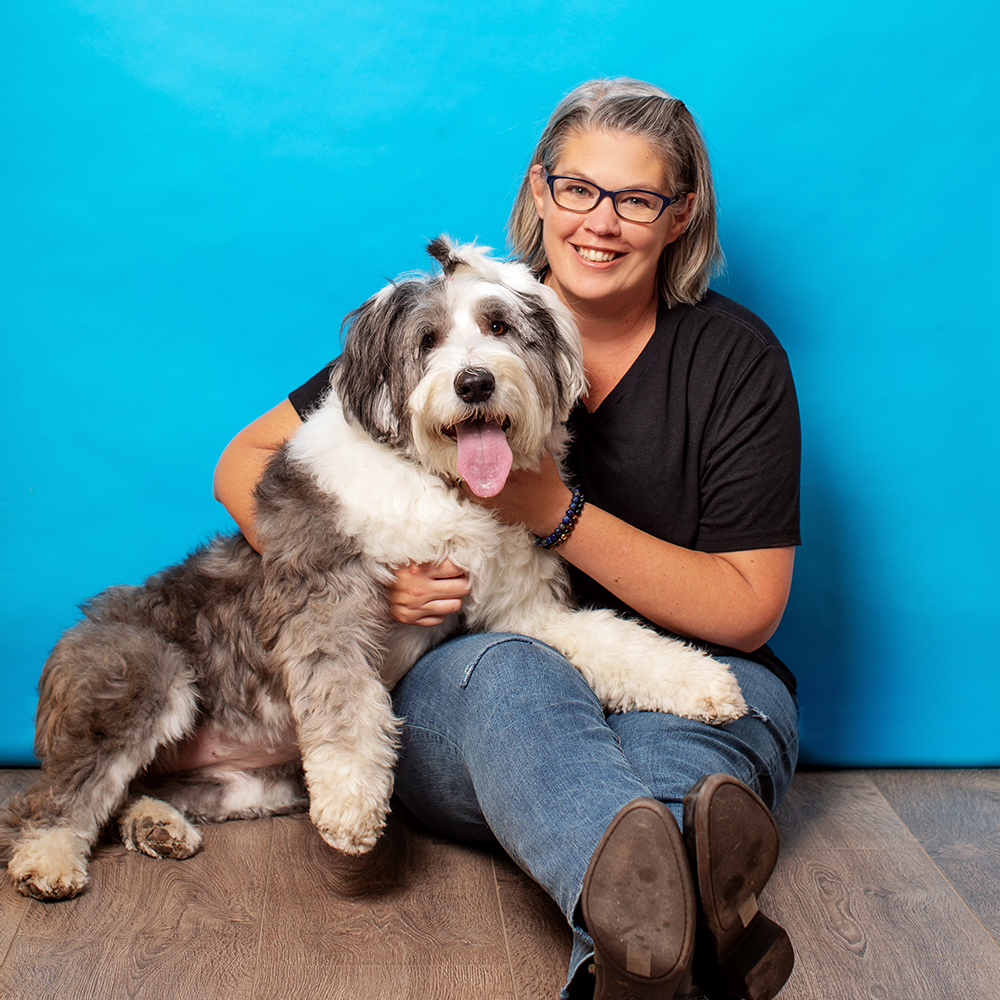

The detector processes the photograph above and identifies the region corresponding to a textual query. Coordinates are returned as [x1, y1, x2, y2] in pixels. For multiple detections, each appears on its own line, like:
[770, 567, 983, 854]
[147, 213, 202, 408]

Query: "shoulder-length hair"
[506, 78, 724, 307]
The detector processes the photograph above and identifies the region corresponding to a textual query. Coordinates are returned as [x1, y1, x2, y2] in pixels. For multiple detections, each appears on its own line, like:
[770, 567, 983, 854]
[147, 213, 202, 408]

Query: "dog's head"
[332, 236, 586, 497]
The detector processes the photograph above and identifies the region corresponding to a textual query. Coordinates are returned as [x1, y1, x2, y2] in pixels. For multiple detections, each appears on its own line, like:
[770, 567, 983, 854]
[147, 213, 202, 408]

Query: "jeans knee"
[462, 634, 555, 685]
[395, 633, 586, 723]
[460, 634, 595, 704]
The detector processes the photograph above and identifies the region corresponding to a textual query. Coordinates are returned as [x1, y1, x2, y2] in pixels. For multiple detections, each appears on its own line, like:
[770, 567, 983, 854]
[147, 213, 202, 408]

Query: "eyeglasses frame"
[542, 170, 676, 224]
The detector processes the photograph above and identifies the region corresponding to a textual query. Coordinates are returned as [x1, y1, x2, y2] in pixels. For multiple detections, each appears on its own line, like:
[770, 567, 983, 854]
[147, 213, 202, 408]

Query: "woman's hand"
[465, 451, 572, 539]
[390, 455, 569, 629]
[389, 559, 471, 627]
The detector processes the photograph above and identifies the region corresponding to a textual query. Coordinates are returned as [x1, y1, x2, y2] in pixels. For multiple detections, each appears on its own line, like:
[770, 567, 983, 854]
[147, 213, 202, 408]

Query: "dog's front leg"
[280, 635, 401, 856]
[510, 605, 748, 724]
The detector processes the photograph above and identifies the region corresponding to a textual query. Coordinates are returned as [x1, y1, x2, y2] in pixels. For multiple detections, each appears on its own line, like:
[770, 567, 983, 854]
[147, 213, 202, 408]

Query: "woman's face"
[529, 128, 692, 315]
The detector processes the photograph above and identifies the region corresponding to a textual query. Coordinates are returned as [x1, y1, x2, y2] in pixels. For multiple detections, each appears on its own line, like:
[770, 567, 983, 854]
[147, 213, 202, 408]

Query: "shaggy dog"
[5, 237, 746, 901]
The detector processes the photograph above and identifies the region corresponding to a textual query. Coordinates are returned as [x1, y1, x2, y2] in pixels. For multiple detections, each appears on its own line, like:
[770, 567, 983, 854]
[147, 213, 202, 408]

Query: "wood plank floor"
[2, 768, 999, 999]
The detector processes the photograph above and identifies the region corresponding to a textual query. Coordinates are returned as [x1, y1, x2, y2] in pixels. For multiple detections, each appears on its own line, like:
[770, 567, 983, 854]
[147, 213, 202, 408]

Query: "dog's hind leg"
[126, 760, 308, 837]
[118, 763, 308, 859]
[7, 623, 199, 899]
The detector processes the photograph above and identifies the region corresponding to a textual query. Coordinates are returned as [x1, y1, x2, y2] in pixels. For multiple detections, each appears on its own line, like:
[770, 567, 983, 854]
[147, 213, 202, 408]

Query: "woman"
[215, 78, 800, 1000]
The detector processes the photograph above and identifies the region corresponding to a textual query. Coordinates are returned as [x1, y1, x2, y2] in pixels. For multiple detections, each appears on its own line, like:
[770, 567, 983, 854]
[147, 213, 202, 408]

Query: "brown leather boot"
[581, 798, 696, 999]
[682, 774, 794, 1000]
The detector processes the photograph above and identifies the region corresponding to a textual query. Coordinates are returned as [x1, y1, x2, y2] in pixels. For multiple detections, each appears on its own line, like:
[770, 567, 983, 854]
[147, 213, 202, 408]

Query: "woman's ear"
[529, 164, 547, 219]
[677, 192, 697, 233]
[665, 192, 697, 244]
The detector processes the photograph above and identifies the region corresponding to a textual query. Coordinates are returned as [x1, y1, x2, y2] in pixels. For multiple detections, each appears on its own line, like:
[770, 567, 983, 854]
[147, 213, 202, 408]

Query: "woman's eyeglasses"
[543, 171, 676, 223]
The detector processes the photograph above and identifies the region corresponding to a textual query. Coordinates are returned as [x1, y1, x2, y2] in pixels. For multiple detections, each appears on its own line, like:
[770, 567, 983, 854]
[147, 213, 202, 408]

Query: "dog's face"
[333, 237, 586, 497]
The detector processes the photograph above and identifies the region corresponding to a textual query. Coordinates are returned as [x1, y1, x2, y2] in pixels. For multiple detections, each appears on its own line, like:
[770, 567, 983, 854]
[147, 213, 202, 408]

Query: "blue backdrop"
[3, 0, 997, 766]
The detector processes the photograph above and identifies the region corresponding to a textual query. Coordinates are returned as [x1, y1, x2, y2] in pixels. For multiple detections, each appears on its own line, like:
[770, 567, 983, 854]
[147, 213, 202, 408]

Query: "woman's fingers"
[389, 559, 471, 626]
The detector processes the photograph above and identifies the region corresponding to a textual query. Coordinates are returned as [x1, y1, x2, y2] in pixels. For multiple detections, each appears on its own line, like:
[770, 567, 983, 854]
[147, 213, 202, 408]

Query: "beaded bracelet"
[534, 488, 585, 550]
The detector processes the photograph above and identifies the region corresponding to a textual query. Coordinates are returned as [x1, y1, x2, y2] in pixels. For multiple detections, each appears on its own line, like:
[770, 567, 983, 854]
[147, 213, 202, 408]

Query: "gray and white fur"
[4, 237, 745, 901]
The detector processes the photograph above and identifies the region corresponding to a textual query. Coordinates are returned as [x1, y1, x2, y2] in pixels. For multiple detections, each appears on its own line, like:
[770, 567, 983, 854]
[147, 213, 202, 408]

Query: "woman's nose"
[584, 194, 621, 234]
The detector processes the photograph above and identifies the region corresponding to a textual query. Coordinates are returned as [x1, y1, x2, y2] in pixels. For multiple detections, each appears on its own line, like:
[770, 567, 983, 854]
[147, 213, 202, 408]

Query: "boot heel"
[719, 912, 794, 1000]
[683, 774, 795, 1000]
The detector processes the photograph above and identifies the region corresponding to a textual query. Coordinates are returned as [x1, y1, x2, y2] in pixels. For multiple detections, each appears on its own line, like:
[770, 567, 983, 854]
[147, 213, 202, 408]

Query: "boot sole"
[683, 774, 794, 1000]
[582, 798, 695, 1000]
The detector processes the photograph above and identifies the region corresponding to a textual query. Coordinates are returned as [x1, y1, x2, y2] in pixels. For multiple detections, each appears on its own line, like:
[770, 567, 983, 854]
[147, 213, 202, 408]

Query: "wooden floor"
[2, 768, 999, 999]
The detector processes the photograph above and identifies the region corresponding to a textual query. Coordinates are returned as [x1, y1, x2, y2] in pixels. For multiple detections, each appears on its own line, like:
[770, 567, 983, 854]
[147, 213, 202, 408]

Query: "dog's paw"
[303, 739, 397, 856]
[119, 796, 202, 860]
[311, 794, 390, 856]
[676, 686, 748, 725]
[654, 656, 748, 724]
[315, 822, 383, 856]
[592, 639, 748, 723]
[9, 828, 90, 900]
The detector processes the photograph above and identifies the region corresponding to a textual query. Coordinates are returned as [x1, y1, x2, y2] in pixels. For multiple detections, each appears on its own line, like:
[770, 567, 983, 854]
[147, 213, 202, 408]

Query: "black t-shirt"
[288, 291, 800, 692]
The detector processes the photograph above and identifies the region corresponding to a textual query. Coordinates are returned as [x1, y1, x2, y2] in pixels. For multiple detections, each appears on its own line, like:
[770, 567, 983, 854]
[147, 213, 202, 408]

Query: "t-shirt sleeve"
[288, 362, 336, 419]
[696, 342, 801, 552]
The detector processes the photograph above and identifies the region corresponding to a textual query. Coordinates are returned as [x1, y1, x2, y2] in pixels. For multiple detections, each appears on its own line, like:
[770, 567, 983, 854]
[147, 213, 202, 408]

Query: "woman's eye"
[489, 320, 507, 336]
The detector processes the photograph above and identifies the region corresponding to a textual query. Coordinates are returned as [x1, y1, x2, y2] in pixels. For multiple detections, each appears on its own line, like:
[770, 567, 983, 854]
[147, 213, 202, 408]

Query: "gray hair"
[506, 78, 724, 307]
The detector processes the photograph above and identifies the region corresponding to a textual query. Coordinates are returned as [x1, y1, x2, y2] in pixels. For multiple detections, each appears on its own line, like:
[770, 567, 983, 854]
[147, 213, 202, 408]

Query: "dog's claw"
[15, 872, 86, 901]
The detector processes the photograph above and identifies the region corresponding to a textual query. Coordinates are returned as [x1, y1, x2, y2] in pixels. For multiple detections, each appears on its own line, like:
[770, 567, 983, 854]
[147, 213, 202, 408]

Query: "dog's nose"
[454, 367, 496, 404]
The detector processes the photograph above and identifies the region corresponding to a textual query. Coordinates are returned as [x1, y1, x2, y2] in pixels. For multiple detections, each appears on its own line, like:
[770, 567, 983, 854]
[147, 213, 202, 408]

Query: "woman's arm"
[213, 398, 304, 551]
[472, 453, 794, 653]
[561, 505, 794, 652]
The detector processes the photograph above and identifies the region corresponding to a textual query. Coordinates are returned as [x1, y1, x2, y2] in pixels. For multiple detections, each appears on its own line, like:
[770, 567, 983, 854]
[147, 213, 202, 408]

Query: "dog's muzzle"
[446, 367, 512, 499]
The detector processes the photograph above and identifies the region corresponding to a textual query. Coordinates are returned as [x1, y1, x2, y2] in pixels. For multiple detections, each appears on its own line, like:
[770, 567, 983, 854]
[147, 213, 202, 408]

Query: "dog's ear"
[333, 281, 420, 446]
[553, 324, 587, 421]
[521, 283, 587, 422]
[426, 235, 463, 277]
[427, 235, 501, 280]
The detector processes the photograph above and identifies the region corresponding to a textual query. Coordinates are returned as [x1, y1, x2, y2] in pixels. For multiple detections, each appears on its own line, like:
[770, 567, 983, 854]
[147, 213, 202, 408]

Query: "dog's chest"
[338, 473, 502, 570]
[291, 401, 502, 568]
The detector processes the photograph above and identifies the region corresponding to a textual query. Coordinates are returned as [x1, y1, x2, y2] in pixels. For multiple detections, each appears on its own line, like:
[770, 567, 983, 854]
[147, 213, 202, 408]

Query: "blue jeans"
[391, 633, 799, 998]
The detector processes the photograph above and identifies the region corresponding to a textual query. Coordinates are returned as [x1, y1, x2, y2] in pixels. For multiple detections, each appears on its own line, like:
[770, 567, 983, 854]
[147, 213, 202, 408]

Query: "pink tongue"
[455, 419, 513, 497]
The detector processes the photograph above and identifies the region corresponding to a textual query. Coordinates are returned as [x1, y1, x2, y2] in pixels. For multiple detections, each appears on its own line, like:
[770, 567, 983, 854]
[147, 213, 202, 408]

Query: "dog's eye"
[420, 331, 437, 351]
[488, 320, 507, 336]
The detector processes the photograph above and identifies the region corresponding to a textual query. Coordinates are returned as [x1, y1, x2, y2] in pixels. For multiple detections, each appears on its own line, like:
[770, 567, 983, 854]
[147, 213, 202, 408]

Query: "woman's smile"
[572, 245, 623, 263]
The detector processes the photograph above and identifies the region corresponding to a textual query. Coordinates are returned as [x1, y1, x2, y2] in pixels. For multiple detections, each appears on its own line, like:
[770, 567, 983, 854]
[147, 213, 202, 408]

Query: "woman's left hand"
[463, 450, 572, 538]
